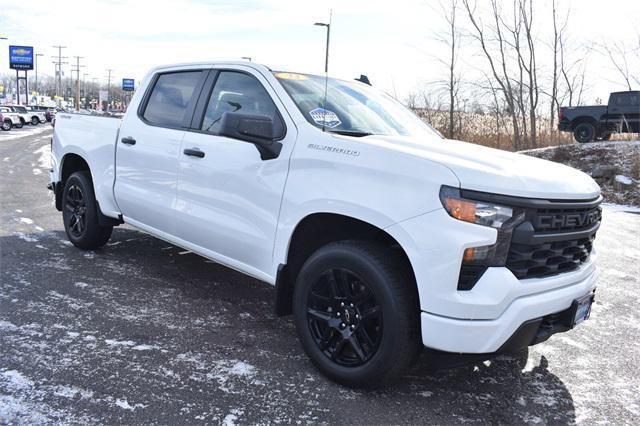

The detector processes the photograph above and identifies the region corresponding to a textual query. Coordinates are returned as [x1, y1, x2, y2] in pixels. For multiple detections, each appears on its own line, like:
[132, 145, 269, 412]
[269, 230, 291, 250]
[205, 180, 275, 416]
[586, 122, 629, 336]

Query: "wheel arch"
[570, 116, 598, 130]
[56, 153, 91, 211]
[274, 212, 417, 317]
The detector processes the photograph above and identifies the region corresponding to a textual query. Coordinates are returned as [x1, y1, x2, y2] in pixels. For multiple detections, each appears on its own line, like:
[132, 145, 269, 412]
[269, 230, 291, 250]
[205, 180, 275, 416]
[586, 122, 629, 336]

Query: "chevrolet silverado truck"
[49, 62, 601, 387]
[559, 90, 640, 143]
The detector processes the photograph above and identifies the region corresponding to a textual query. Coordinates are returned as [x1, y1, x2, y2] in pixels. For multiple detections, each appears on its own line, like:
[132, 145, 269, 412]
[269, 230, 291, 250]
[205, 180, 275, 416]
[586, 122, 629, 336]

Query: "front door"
[175, 69, 296, 276]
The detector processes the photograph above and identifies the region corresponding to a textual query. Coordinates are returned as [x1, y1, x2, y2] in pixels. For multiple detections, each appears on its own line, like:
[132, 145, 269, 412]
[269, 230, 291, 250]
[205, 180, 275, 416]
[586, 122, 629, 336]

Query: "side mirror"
[219, 112, 283, 160]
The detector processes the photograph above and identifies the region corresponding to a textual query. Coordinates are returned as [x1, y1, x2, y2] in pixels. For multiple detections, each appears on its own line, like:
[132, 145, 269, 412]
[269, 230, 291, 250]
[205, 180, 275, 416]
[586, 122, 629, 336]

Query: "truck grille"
[507, 235, 595, 279]
[506, 203, 601, 280]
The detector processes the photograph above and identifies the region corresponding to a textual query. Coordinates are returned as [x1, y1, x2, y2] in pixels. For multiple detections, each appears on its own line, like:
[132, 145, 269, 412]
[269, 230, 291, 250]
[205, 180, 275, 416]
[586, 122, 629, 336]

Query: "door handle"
[121, 137, 136, 145]
[183, 148, 205, 158]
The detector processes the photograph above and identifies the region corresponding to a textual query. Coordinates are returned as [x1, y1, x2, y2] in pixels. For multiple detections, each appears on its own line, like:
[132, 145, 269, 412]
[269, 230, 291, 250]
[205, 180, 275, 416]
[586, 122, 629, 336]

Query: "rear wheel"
[573, 122, 595, 143]
[62, 171, 113, 249]
[14, 120, 23, 129]
[31, 116, 39, 125]
[1, 120, 11, 131]
[293, 241, 420, 388]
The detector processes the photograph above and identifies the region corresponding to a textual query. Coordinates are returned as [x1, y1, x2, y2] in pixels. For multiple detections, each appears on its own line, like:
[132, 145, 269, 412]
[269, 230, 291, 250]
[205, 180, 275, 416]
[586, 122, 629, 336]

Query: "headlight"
[439, 186, 525, 268]
[439, 186, 519, 229]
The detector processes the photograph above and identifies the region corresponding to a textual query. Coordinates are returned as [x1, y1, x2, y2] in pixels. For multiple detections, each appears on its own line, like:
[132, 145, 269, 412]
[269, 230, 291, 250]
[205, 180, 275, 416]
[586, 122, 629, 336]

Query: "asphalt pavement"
[1, 126, 639, 425]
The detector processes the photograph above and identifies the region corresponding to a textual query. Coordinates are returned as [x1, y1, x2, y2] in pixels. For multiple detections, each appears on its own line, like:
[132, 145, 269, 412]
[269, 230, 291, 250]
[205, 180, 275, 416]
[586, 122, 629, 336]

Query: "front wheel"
[293, 241, 420, 388]
[573, 122, 595, 143]
[14, 120, 23, 129]
[1, 120, 11, 131]
[62, 171, 113, 249]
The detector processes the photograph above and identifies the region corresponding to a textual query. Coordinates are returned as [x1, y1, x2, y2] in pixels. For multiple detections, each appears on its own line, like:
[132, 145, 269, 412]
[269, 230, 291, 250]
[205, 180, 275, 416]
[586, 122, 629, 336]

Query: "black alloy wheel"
[293, 241, 420, 388]
[574, 122, 595, 143]
[306, 268, 382, 367]
[65, 184, 87, 238]
[61, 171, 113, 249]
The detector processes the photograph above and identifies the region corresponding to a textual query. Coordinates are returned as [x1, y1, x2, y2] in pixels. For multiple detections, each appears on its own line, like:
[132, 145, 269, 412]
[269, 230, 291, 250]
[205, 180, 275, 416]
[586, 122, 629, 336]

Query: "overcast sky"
[1, 0, 638, 103]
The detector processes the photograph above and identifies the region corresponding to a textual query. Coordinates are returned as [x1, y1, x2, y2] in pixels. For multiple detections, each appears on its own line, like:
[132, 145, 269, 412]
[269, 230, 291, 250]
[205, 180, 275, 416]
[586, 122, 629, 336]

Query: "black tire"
[62, 171, 113, 249]
[573, 122, 595, 143]
[31, 116, 39, 125]
[1, 120, 11, 131]
[293, 241, 420, 388]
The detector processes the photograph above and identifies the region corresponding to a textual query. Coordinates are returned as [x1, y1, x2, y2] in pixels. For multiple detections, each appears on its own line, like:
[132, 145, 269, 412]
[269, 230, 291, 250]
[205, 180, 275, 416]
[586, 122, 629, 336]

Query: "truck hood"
[366, 135, 601, 200]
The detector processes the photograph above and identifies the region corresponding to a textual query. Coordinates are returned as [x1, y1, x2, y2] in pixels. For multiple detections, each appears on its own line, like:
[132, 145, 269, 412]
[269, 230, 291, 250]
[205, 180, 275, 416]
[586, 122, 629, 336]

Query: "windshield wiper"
[327, 130, 373, 137]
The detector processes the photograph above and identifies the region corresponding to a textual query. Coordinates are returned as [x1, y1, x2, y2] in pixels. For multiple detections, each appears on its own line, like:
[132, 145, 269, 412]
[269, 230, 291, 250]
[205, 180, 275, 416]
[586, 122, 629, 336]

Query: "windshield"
[274, 72, 442, 138]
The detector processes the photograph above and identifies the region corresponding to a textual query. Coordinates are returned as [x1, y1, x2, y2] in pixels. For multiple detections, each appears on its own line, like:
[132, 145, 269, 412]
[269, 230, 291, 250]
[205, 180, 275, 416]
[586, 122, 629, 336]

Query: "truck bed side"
[51, 113, 123, 218]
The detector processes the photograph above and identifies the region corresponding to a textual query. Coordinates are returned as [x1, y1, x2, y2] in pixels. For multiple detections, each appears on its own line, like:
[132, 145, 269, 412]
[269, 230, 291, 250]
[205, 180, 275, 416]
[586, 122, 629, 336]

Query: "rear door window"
[142, 71, 202, 128]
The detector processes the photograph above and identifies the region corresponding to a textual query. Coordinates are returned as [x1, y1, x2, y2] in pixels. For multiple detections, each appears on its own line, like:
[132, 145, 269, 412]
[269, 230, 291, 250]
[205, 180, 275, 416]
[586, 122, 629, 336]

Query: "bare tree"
[601, 42, 634, 91]
[520, 0, 539, 147]
[443, 0, 460, 138]
[463, 0, 522, 150]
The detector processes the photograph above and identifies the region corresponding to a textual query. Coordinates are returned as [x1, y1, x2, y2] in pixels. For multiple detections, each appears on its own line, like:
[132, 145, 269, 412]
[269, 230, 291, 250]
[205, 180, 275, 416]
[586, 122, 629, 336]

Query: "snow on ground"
[0, 125, 51, 142]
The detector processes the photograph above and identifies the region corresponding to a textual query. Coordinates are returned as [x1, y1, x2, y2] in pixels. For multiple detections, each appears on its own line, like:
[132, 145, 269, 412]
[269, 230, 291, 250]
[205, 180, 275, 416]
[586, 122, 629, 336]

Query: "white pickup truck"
[49, 62, 601, 387]
[0, 107, 22, 130]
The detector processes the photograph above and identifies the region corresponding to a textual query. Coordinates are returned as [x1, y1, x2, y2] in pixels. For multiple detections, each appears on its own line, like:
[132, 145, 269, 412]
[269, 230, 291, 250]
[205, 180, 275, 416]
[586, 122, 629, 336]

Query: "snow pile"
[522, 140, 640, 206]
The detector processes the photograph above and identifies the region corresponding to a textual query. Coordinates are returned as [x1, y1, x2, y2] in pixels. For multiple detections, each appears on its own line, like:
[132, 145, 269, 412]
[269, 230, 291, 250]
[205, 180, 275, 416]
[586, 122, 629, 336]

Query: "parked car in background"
[5, 105, 45, 126]
[45, 107, 63, 123]
[0, 106, 22, 131]
[29, 105, 55, 122]
[24, 106, 47, 124]
[559, 91, 640, 143]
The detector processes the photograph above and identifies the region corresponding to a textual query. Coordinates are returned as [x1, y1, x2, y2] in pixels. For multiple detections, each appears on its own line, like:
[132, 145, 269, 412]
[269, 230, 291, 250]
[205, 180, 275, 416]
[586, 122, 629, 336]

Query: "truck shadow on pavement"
[1, 227, 575, 424]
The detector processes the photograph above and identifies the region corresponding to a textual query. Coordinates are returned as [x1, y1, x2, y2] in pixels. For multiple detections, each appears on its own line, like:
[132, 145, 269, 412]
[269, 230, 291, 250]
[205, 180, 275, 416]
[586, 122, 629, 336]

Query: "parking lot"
[1, 127, 639, 424]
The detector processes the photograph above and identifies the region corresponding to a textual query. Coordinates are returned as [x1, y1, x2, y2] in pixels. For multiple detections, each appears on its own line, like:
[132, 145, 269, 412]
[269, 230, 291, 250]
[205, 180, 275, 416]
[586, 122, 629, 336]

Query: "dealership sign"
[9, 45, 34, 70]
[122, 78, 135, 91]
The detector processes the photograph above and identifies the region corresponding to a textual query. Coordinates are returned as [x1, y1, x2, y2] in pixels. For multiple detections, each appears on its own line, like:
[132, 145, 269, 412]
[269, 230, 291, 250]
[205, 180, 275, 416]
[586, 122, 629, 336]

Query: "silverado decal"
[308, 143, 360, 157]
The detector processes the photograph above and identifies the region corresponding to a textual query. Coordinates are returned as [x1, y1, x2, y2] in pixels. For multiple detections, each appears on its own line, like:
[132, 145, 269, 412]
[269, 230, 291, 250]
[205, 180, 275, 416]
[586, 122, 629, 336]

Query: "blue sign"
[122, 78, 135, 91]
[9, 45, 34, 70]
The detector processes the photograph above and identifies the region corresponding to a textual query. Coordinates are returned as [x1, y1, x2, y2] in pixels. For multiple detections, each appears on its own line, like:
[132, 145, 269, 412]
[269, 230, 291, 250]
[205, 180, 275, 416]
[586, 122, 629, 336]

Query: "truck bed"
[52, 112, 123, 218]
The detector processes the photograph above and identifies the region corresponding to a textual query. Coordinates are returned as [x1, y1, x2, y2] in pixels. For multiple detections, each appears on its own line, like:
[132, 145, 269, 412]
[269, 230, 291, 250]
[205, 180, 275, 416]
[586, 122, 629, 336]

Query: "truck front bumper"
[420, 263, 597, 353]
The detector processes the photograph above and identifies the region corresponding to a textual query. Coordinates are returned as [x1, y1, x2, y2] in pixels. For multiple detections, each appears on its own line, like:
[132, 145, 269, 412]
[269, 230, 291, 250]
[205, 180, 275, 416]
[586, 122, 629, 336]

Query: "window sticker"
[274, 72, 308, 80]
[309, 107, 342, 128]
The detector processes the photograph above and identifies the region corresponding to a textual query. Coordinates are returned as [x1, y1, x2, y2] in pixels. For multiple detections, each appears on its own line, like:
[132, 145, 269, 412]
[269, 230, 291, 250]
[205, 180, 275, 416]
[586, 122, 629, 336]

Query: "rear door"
[115, 69, 207, 234]
[174, 68, 296, 276]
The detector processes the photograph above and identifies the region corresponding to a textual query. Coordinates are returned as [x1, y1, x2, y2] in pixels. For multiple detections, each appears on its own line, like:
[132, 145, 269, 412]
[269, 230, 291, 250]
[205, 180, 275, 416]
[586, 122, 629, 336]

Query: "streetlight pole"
[35, 53, 44, 104]
[314, 10, 332, 74]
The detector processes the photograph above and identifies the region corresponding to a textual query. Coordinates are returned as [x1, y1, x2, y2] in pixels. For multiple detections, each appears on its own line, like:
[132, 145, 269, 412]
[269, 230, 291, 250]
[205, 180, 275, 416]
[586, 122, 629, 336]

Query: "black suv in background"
[559, 91, 640, 143]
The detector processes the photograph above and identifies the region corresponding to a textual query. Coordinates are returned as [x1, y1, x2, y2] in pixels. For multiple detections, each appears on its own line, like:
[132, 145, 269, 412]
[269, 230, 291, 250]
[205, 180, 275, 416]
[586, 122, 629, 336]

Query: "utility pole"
[72, 56, 85, 111]
[106, 69, 113, 109]
[35, 53, 44, 104]
[83, 73, 88, 102]
[52, 45, 68, 100]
